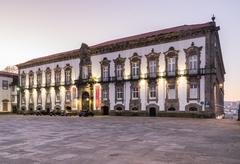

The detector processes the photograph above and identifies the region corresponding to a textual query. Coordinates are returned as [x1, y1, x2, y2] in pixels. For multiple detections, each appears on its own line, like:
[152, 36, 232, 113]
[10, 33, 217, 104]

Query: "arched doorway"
[45, 106, 51, 114]
[149, 107, 157, 117]
[102, 106, 109, 115]
[82, 92, 90, 111]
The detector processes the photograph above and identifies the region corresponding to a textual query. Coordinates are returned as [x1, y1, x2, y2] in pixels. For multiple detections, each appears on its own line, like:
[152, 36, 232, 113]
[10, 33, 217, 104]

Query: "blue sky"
[0, 0, 239, 100]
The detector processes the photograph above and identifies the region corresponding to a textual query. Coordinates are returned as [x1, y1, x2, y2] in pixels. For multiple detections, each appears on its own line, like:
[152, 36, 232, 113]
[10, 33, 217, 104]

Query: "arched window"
[45, 68, 51, 87]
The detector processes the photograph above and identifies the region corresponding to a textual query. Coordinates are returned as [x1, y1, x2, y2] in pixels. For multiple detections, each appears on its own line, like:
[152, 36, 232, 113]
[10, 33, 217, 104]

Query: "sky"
[0, 0, 239, 101]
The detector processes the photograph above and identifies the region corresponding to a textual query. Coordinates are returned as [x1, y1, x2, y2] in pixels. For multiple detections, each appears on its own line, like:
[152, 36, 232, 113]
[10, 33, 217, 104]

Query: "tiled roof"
[0, 71, 18, 78]
[91, 22, 213, 48]
[17, 21, 215, 69]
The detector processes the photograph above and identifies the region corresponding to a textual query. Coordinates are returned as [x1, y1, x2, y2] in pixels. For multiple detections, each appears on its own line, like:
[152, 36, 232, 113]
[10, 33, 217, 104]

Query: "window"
[29, 93, 34, 104]
[2, 80, 8, 90]
[168, 84, 176, 99]
[149, 85, 156, 99]
[37, 92, 42, 104]
[65, 69, 71, 85]
[11, 86, 15, 92]
[29, 73, 34, 88]
[167, 58, 176, 75]
[37, 73, 42, 87]
[188, 55, 198, 74]
[149, 60, 157, 77]
[46, 92, 51, 103]
[132, 62, 140, 78]
[132, 86, 139, 99]
[55, 71, 61, 85]
[21, 75, 26, 87]
[46, 71, 51, 86]
[82, 66, 88, 79]
[102, 89, 108, 100]
[55, 91, 61, 103]
[116, 87, 123, 100]
[66, 90, 71, 102]
[116, 65, 122, 80]
[103, 66, 109, 81]
[189, 83, 198, 99]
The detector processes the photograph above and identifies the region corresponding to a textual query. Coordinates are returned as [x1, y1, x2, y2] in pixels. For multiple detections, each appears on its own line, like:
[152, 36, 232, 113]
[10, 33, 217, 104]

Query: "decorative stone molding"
[36, 68, 42, 88]
[64, 64, 72, 86]
[45, 67, 51, 87]
[129, 81, 141, 111]
[21, 71, 26, 88]
[185, 103, 202, 112]
[145, 48, 160, 77]
[165, 78, 179, 111]
[115, 82, 124, 103]
[114, 104, 125, 111]
[79, 43, 92, 80]
[129, 53, 142, 79]
[100, 57, 111, 81]
[187, 77, 200, 102]
[113, 54, 126, 80]
[54, 65, 61, 87]
[184, 42, 202, 73]
[164, 47, 179, 77]
[147, 80, 158, 103]
[101, 84, 110, 107]
[28, 70, 34, 89]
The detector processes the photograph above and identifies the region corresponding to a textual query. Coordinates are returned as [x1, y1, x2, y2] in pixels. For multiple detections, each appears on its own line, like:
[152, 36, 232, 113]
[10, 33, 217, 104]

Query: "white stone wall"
[19, 36, 206, 112]
[0, 76, 16, 112]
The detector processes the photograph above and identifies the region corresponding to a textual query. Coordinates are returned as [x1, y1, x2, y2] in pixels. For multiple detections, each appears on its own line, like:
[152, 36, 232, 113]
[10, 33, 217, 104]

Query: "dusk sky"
[0, 0, 239, 101]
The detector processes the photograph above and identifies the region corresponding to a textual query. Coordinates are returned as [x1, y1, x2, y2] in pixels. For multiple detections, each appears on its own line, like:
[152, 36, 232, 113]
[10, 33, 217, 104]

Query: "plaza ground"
[0, 115, 240, 164]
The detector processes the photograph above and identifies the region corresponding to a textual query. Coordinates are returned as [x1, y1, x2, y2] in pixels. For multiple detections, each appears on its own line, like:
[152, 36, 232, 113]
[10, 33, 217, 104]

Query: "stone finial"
[211, 14, 215, 22]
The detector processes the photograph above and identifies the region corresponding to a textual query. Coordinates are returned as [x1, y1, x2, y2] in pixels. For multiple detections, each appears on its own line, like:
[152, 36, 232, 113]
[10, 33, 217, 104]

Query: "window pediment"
[129, 53, 141, 62]
[100, 57, 111, 66]
[145, 49, 160, 60]
[184, 42, 202, 57]
[164, 47, 179, 58]
[113, 54, 126, 64]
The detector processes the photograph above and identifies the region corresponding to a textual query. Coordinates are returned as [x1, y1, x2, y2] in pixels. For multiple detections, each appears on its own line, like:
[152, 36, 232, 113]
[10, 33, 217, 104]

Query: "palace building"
[17, 18, 225, 117]
[0, 71, 18, 113]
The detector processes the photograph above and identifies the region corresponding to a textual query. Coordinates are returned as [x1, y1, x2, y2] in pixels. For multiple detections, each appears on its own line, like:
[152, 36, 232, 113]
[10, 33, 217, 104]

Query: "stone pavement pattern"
[0, 115, 240, 164]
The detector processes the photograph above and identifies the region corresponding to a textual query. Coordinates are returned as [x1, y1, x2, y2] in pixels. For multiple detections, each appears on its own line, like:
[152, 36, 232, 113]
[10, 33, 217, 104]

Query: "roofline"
[17, 21, 217, 69]
[0, 71, 18, 78]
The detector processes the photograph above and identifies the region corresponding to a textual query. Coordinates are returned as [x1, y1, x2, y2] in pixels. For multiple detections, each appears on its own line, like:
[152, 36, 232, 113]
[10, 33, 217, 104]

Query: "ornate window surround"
[113, 54, 126, 80]
[64, 64, 72, 86]
[115, 82, 124, 103]
[100, 57, 111, 82]
[21, 71, 26, 88]
[54, 65, 61, 86]
[28, 70, 34, 89]
[147, 80, 158, 103]
[45, 67, 52, 87]
[187, 77, 200, 102]
[145, 49, 160, 78]
[184, 42, 202, 74]
[36, 68, 42, 88]
[164, 47, 179, 77]
[101, 84, 110, 107]
[129, 53, 141, 79]
[37, 91, 42, 105]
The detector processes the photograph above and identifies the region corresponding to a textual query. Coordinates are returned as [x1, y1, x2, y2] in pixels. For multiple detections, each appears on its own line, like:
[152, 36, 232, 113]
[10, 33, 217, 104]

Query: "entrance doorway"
[102, 106, 109, 115]
[82, 92, 90, 111]
[149, 107, 157, 117]
[2, 100, 8, 112]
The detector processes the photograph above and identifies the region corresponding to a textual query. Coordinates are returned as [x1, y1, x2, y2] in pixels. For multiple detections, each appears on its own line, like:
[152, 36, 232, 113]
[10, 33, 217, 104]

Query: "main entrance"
[82, 92, 90, 111]
[102, 106, 109, 115]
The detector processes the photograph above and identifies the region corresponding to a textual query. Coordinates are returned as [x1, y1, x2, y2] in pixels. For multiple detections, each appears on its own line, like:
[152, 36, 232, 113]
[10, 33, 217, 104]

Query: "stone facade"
[17, 19, 225, 117]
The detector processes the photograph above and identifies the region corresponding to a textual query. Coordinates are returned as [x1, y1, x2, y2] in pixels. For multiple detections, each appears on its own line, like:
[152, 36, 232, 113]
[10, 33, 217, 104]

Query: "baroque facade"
[17, 19, 225, 117]
[0, 71, 18, 113]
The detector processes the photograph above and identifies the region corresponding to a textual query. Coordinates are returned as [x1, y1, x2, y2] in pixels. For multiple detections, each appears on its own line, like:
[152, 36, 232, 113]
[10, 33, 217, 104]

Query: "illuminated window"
[102, 89, 108, 100]
[149, 60, 157, 77]
[167, 58, 176, 75]
[66, 90, 71, 102]
[116, 64, 122, 79]
[103, 66, 109, 81]
[65, 69, 71, 85]
[116, 87, 123, 100]
[190, 83, 198, 99]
